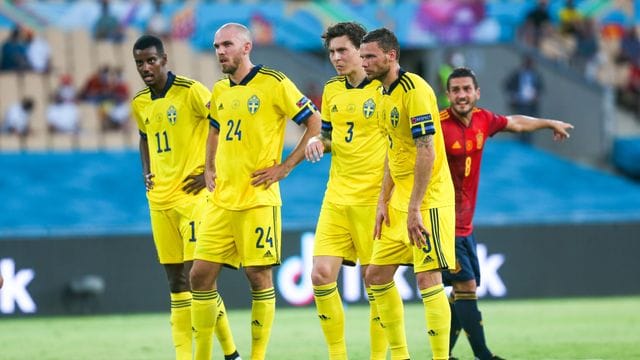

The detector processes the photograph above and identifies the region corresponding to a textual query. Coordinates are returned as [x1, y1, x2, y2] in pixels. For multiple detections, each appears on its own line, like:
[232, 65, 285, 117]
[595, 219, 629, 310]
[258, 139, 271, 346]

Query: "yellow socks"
[170, 292, 192, 360]
[314, 282, 347, 360]
[250, 287, 276, 360]
[371, 282, 409, 360]
[192, 289, 220, 360]
[215, 295, 239, 357]
[367, 288, 388, 360]
[421, 284, 451, 360]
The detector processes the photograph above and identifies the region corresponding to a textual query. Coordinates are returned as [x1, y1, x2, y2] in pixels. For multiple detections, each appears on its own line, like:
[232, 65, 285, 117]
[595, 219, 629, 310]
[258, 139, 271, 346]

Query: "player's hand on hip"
[143, 172, 155, 191]
[204, 168, 217, 192]
[251, 163, 286, 189]
[183, 172, 206, 195]
[407, 209, 428, 248]
[305, 137, 324, 163]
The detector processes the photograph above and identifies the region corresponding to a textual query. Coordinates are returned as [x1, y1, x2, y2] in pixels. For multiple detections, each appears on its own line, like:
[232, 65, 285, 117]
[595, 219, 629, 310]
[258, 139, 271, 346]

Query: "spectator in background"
[56, 74, 78, 103]
[558, 0, 582, 36]
[504, 56, 544, 117]
[2, 97, 34, 136]
[99, 91, 130, 131]
[25, 29, 51, 73]
[504, 56, 545, 143]
[80, 65, 112, 103]
[436, 50, 465, 109]
[94, 0, 124, 43]
[46, 93, 79, 134]
[146, 0, 171, 41]
[0, 26, 30, 71]
[520, 0, 551, 47]
[621, 24, 640, 66]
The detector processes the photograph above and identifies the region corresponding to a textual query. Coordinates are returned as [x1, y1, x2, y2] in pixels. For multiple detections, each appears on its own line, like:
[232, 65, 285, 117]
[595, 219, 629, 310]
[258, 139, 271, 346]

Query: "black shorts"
[442, 233, 481, 286]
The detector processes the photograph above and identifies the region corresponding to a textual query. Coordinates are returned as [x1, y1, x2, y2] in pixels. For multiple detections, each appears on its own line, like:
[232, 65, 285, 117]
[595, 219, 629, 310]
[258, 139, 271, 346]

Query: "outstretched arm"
[252, 112, 322, 188]
[505, 115, 574, 141]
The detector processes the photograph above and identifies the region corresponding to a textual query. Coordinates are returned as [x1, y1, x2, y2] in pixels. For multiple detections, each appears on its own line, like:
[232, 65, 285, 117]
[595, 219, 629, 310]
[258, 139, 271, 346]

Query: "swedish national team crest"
[248, 95, 260, 114]
[363, 98, 375, 119]
[390, 107, 399, 128]
[167, 105, 177, 125]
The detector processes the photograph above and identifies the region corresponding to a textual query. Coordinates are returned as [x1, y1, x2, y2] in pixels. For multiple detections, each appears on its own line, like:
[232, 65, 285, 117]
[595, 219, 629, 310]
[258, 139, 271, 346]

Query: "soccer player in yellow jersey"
[305, 22, 388, 360]
[360, 28, 456, 360]
[130, 35, 241, 360]
[189, 23, 321, 360]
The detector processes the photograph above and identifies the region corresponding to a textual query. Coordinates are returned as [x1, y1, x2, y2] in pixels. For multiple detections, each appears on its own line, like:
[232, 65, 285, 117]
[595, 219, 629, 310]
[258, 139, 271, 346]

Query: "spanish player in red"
[441, 67, 573, 360]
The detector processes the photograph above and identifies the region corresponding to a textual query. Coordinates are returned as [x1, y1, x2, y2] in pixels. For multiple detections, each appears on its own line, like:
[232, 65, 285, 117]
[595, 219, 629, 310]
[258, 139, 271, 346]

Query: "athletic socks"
[192, 289, 220, 360]
[250, 287, 276, 360]
[448, 293, 462, 353]
[215, 295, 241, 359]
[371, 281, 410, 360]
[453, 291, 494, 360]
[421, 284, 451, 360]
[170, 291, 192, 360]
[314, 282, 347, 359]
[367, 287, 388, 360]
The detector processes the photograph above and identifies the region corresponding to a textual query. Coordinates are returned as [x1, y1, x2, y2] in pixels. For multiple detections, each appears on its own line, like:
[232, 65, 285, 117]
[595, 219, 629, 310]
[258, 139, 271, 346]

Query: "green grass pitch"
[0, 296, 639, 359]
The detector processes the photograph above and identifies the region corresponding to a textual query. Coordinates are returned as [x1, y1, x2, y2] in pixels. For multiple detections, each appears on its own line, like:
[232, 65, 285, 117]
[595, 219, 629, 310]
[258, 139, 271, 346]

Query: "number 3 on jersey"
[225, 119, 242, 141]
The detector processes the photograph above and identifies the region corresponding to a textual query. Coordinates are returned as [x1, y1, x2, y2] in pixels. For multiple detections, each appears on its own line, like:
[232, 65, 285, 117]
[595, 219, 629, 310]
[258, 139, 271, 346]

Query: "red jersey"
[440, 107, 508, 236]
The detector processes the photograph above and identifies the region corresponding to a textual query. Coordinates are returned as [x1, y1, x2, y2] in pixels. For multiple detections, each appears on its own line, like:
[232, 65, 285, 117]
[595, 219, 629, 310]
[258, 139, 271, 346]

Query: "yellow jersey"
[208, 65, 318, 210]
[131, 72, 211, 210]
[381, 70, 454, 211]
[321, 75, 386, 205]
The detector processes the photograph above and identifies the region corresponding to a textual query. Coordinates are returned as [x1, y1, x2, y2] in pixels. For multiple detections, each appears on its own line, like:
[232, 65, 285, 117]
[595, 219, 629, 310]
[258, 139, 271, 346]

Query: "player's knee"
[452, 279, 477, 293]
[364, 266, 386, 286]
[310, 264, 333, 286]
[189, 264, 212, 291]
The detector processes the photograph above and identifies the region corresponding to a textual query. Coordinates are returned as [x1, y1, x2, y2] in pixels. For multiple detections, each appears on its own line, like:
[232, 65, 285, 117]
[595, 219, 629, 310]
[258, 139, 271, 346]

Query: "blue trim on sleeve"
[208, 115, 220, 129]
[321, 120, 332, 131]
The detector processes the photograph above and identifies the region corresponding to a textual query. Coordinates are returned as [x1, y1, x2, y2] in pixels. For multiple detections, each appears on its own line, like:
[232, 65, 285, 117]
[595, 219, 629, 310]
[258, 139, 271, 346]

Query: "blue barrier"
[1, 140, 640, 238]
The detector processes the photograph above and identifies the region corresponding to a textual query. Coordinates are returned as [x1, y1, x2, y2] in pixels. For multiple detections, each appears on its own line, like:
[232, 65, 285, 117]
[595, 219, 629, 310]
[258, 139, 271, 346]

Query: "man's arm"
[305, 126, 332, 163]
[204, 125, 220, 192]
[139, 136, 154, 191]
[407, 134, 435, 248]
[252, 112, 322, 188]
[504, 115, 573, 141]
[374, 155, 394, 239]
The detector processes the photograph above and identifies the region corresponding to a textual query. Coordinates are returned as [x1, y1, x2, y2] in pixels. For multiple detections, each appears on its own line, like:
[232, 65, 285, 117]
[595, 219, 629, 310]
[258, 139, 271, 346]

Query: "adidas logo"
[318, 314, 331, 321]
[252, 320, 262, 327]
[422, 255, 434, 264]
[217, 310, 225, 319]
[331, 105, 338, 112]
[263, 250, 273, 258]
[218, 103, 224, 110]
[144, 118, 150, 125]
[427, 329, 437, 336]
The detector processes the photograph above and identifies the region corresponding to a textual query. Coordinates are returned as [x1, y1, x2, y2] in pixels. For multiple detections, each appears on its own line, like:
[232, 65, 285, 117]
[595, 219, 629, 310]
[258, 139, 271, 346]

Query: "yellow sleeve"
[406, 81, 438, 139]
[277, 77, 318, 125]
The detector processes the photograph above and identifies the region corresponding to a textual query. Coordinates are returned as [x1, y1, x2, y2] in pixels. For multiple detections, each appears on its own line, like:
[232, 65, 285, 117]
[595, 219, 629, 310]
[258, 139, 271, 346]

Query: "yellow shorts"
[314, 202, 377, 266]
[196, 203, 281, 268]
[149, 194, 206, 264]
[371, 205, 455, 273]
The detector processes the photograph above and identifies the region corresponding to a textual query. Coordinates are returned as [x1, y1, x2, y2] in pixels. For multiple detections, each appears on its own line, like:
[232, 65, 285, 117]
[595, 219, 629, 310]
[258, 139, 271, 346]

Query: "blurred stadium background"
[0, 0, 639, 321]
